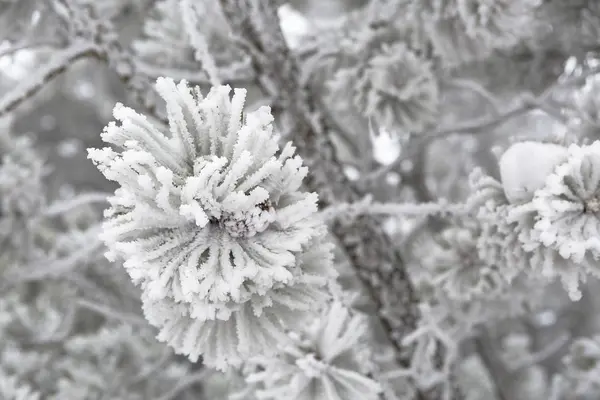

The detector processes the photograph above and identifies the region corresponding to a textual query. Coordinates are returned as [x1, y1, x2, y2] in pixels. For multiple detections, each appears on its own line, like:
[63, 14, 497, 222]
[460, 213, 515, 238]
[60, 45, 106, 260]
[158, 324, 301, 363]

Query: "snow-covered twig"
[0, 42, 99, 117]
[320, 196, 461, 223]
[179, 0, 221, 85]
[42, 192, 109, 217]
[76, 298, 148, 326]
[134, 58, 254, 85]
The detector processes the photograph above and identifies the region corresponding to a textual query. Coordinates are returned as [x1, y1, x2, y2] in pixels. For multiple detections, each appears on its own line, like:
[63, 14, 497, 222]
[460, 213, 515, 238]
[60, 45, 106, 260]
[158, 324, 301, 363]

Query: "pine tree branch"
[217, 1, 430, 397]
[0, 42, 100, 117]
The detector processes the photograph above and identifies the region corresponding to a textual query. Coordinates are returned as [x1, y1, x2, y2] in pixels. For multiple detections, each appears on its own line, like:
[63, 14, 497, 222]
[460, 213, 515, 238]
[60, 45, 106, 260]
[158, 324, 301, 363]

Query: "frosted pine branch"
[75, 298, 148, 327]
[320, 196, 460, 222]
[7, 1, 600, 399]
[134, 57, 254, 86]
[3, 225, 103, 284]
[89, 77, 337, 370]
[179, 0, 221, 86]
[42, 192, 110, 217]
[0, 42, 99, 117]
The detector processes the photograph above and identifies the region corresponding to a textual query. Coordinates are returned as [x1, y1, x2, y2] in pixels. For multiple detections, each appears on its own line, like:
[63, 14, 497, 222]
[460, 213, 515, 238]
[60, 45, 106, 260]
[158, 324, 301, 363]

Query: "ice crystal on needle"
[531, 142, 600, 266]
[88, 78, 335, 369]
[242, 302, 382, 400]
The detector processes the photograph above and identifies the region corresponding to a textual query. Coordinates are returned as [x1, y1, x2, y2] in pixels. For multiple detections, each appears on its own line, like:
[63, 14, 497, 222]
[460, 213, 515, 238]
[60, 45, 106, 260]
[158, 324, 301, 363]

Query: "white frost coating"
[242, 302, 382, 400]
[142, 237, 334, 370]
[421, 220, 510, 302]
[0, 42, 95, 116]
[483, 141, 600, 301]
[410, 0, 540, 66]
[532, 142, 600, 265]
[179, 0, 220, 85]
[88, 78, 336, 369]
[499, 141, 568, 204]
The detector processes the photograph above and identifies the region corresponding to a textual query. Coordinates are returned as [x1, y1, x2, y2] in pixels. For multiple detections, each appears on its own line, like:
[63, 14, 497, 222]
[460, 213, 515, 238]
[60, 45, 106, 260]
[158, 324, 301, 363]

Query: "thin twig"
[0, 42, 100, 117]
[76, 298, 148, 326]
[134, 59, 254, 86]
[320, 197, 460, 222]
[42, 192, 109, 217]
[365, 97, 536, 181]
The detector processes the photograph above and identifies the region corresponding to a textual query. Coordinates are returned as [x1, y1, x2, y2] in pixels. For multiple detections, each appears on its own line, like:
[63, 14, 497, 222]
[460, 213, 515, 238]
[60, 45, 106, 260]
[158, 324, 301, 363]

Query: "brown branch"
[217, 0, 428, 397]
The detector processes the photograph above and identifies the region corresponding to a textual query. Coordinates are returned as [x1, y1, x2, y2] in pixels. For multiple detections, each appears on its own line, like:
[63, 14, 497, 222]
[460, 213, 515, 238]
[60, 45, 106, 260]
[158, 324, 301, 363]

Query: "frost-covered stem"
[0, 42, 99, 117]
[54, 0, 170, 124]
[180, 0, 221, 85]
[217, 0, 426, 389]
[76, 298, 148, 326]
[42, 192, 109, 217]
[134, 58, 254, 86]
[321, 198, 459, 222]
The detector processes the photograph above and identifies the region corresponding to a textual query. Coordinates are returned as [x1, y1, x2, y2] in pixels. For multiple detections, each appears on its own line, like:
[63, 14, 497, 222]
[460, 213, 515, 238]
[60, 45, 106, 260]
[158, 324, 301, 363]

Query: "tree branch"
[217, 1, 429, 397]
[0, 42, 100, 117]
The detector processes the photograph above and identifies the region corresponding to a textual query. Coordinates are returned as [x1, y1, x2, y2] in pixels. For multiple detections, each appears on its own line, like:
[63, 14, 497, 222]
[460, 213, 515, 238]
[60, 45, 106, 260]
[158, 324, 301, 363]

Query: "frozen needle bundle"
[89, 78, 336, 370]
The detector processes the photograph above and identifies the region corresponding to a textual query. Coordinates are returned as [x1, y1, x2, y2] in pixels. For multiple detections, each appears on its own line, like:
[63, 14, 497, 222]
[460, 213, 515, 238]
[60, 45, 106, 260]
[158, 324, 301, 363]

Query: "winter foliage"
[408, 0, 541, 65]
[4, 0, 600, 399]
[329, 41, 439, 132]
[0, 125, 46, 267]
[88, 78, 336, 369]
[242, 302, 381, 400]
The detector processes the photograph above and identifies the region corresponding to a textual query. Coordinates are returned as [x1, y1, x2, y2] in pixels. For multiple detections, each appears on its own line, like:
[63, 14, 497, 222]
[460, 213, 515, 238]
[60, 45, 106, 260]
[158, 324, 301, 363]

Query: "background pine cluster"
[3, 1, 600, 399]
